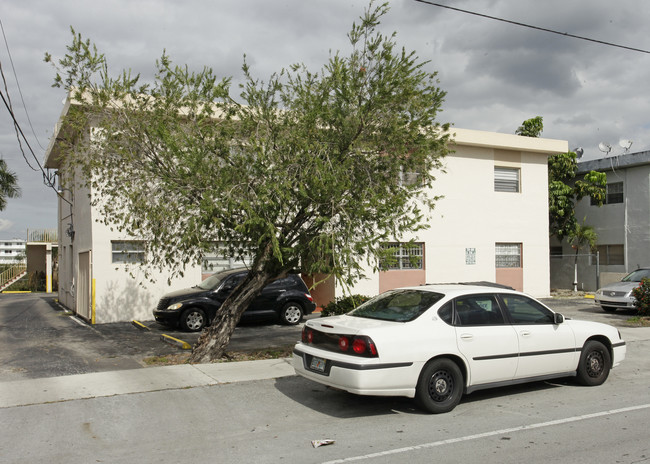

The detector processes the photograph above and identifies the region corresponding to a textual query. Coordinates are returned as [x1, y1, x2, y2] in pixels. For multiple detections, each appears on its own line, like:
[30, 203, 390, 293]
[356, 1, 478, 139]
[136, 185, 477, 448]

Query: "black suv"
[153, 268, 317, 331]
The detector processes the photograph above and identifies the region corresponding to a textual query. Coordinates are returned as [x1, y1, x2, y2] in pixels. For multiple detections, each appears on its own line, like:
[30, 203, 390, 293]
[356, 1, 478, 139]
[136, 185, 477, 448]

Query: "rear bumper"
[292, 346, 418, 397]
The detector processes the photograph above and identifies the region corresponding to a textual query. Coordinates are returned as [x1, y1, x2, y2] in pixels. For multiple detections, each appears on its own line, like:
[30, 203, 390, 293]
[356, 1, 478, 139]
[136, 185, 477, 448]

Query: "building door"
[77, 251, 92, 321]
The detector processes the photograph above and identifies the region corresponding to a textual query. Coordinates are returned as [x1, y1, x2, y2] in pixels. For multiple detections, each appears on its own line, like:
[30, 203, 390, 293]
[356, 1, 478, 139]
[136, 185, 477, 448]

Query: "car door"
[453, 294, 519, 386]
[246, 277, 290, 316]
[498, 294, 577, 378]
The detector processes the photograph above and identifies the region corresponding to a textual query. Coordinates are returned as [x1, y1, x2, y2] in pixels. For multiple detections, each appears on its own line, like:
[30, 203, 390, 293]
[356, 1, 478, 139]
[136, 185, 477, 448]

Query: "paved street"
[1, 292, 649, 463]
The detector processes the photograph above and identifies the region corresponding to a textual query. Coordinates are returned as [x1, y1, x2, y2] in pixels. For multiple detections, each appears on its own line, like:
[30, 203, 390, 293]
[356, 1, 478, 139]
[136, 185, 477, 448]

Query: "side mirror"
[554, 313, 564, 324]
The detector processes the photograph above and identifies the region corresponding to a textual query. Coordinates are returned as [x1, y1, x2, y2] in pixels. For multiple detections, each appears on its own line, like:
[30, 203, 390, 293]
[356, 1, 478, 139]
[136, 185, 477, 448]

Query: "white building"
[0, 238, 25, 264]
[346, 128, 566, 301]
[45, 94, 566, 323]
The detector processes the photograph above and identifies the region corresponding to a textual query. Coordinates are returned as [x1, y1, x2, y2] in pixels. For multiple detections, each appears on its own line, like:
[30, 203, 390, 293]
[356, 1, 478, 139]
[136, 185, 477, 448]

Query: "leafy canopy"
[516, 117, 606, 240]
[47, 2, 449, 288]
[0, 158, 20, 211]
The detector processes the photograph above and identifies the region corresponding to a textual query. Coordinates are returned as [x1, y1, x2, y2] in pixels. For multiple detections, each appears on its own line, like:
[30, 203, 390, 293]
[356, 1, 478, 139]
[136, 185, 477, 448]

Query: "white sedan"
[293, 285, 626, 413]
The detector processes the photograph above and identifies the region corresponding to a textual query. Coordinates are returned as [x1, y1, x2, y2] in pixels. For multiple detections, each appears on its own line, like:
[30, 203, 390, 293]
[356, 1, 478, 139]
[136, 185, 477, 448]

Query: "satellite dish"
[619, 139, 633, 152]
[574, 147, 584, 159]
[598, 142, 612, 155]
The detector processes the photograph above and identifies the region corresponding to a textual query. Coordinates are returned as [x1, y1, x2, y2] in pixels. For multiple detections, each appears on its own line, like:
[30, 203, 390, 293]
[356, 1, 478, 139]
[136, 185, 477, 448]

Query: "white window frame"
[494, 167, 520, 193]
[380, 242, 424, 270]
[111, 241, 145, 264]
[495, 243, 522, 268]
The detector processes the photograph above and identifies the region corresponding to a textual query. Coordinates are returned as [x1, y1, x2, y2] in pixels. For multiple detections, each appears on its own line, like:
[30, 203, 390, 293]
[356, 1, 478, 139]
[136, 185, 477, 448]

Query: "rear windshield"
[350, 289, 444, 322]
[197, 272, 232, 290]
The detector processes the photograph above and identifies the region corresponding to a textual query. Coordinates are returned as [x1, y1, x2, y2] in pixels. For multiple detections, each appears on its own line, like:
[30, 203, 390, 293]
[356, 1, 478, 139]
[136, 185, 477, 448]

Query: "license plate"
[310, 356, 327, 373]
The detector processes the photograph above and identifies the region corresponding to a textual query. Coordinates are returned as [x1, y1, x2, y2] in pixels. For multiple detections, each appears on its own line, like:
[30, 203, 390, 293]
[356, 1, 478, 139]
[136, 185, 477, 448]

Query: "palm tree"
[0, 158, 21, 211]
[567, 221, 597, 292]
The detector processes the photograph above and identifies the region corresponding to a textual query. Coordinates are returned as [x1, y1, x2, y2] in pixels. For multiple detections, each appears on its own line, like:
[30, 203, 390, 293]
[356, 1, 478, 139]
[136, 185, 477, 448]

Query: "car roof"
[398, 283, 523, 298]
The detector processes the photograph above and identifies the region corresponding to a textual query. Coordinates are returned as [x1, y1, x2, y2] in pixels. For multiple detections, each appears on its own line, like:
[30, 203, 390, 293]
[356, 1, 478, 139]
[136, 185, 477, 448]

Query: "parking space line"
[321, 403, 650, 464]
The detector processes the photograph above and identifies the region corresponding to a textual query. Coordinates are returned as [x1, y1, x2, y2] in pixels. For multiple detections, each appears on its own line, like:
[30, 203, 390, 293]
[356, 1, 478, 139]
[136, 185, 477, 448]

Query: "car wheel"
[601, 306, 617, 313]
[415, 358, 463, 414]
[180, 308, 207, 332]
[576, 340, 611, 386]
[280, 302, 303, 325]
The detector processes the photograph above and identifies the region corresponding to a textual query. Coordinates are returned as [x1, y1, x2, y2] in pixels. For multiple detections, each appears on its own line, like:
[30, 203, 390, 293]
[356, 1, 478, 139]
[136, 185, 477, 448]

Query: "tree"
[515, 116, 543, 138]
[48, 2, 450, 362]
[0, 158, 20, 211]
[515, 117, 606, 239]
[567, 221, 597, 292]
[548, 152, 606, 239]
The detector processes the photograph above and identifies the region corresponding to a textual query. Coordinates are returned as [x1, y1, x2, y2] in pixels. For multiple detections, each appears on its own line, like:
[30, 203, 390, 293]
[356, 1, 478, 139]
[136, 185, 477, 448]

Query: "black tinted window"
[500, 294, 554, 324]
[438, 302, 453, 325]
[455, 295, 504, 326]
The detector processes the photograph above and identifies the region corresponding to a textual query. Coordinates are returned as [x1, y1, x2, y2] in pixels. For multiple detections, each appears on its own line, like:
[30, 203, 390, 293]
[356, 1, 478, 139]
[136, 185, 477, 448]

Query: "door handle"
[519, 330, 531, 337]
[460, 333, 473, 340]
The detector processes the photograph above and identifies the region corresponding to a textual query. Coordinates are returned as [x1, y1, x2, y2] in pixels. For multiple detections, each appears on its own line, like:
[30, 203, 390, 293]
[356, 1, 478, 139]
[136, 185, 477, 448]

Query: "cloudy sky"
[1, 0, 648, 238]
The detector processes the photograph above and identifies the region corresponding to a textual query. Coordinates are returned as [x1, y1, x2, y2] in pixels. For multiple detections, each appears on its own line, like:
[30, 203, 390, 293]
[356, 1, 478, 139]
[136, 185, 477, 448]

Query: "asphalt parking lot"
[0, 291, 639, 382]
[0, 292, 313, 381]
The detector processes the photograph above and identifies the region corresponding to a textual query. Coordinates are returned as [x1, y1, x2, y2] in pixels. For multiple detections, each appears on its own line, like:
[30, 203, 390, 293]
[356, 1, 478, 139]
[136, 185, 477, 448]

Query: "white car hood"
[599, 281, 639, 293]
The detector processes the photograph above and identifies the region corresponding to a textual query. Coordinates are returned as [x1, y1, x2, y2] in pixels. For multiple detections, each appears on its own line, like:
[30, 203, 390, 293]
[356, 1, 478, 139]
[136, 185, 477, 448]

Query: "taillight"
[304, 293, 313, 302]
[338, 336, 350, 351]
[346, 336, 378, 357]
[302, 327, 314, 343]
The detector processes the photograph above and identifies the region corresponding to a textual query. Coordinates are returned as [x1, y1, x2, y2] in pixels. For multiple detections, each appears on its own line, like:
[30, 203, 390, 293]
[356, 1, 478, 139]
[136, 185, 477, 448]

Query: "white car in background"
[595, 268, 650, 312]
[293, 284, 626, 414]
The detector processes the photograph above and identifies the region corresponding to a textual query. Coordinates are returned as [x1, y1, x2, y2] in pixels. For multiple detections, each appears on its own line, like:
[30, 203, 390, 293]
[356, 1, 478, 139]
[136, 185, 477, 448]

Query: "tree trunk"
[189, 270, 272, 363]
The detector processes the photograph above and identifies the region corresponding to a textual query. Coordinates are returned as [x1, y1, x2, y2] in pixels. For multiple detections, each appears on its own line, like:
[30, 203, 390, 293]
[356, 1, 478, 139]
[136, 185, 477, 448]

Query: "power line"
[414, 0, 650, 54]
[0, 17, 47, 150]
[0, 86, 70, 205]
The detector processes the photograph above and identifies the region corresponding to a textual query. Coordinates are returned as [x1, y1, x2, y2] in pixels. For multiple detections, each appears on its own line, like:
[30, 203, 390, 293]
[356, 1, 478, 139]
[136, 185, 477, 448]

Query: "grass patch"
[142, 344, 295, 366]
[626, 316, 650, 327]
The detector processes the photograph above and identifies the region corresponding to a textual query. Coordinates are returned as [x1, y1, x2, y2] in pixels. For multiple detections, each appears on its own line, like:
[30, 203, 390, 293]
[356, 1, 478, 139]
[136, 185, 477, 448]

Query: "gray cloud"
[1, 0, 649, 237]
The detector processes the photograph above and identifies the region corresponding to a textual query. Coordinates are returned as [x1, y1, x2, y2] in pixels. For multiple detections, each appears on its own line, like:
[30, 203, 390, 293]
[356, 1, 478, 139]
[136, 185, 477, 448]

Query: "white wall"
[347, 129, 564, 299]
[89, 191, 202, 324]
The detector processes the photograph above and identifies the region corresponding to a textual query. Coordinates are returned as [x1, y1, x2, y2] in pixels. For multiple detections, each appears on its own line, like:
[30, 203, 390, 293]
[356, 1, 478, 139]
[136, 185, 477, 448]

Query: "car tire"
[601, 306, 617, 313]
[576, 340, 611, 386]
[180, 308, 207, 332]
[279, 302, 303, 325]
[415, 358, 463, 414]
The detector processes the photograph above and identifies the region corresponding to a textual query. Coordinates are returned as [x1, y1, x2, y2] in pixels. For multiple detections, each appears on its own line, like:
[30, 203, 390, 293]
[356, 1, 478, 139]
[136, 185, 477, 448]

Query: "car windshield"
[349, 289, 444, 322]
[197, 273, 227, 290]
[622, 269, 650, 282]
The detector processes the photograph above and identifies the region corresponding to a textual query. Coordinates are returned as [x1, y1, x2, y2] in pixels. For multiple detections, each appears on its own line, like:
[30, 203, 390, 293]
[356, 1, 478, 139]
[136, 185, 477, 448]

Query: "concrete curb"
[0, 357, 295, 409]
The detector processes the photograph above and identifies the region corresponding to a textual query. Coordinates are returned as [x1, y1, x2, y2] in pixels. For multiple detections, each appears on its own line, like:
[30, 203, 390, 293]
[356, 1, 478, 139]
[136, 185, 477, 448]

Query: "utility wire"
[0, 17, 47, 150]
[414, 0, 650, 54]
[0, 65, 39, 172]
[0, 86, 71, 205]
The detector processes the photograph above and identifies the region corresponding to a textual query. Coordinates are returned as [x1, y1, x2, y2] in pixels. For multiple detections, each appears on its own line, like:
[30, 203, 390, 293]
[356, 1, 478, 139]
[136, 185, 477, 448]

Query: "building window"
[111, 241, 145, 264]
[591, 182, 623, 205]
[495, 243, 522, 268]
[494, 167, 520, 192]
[550, 246, 563, 259]
[595, 244, 624, 265]
[380, 242, 424, 270]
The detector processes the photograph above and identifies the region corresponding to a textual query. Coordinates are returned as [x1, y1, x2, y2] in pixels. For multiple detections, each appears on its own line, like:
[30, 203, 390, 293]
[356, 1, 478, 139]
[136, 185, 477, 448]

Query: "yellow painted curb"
[131, 320, 150, 331]
[584, 294, 595, 299]
[2, 291, 32, 294]
[160, 334, 192, 350]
